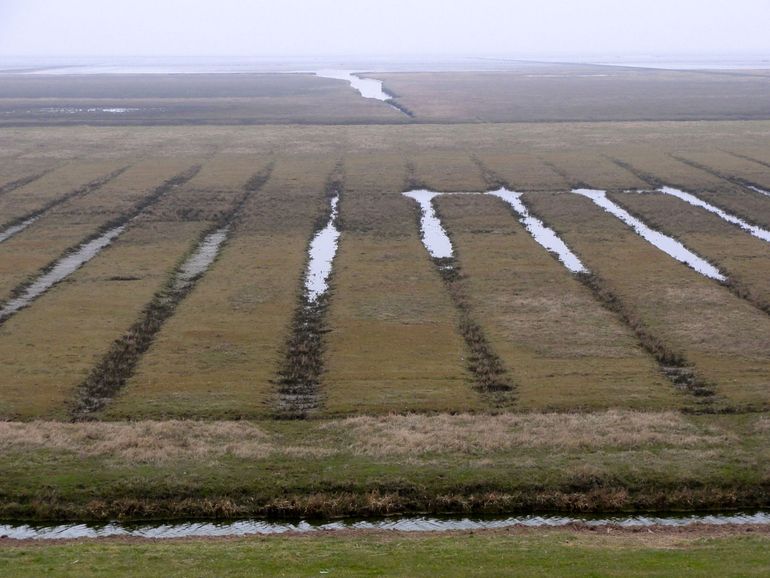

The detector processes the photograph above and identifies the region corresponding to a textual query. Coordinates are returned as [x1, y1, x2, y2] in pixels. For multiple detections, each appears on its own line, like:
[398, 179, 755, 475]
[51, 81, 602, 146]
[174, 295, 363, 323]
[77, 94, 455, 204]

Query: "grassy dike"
[2, 529, 770, 577]
[1, 411, 769, 522]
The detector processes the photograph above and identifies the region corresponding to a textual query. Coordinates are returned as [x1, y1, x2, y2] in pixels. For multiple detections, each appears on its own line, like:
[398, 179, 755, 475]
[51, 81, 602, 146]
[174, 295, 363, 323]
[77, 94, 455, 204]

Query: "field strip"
[572, 189, 726, 281]
[438, 192, 673, 410]
[404, 190, 516, 406]
[649, 187, 770, 243]
[101, 159, 327, 421]
[72, 167, 272, 418]
[0, 166, 56, 200]
[527, 191, 770, 411]
[0, 166, 128, 245]
[275, 171, 343, 418]
[322, 155, 476, 415]
[609, 191, 770, 315]
[0, 166, 200, 326]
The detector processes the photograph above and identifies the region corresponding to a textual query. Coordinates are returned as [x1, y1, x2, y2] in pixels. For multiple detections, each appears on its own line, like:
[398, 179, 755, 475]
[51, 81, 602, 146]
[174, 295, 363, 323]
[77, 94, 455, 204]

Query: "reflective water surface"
[574, 189, 726, 281]
[3, 512, 769, 541]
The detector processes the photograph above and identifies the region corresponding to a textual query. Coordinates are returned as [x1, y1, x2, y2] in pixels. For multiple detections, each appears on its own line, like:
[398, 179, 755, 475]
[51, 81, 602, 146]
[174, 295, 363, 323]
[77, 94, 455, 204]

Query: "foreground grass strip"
[6, 411, 764, 520]
[275, 169, 343, 418]
[0, 166, 128, 245]
[404, 190, 515, 406]
[0, 166, 199, 326]
[72, 167, 271, 418]
[2, 530, 770, 577]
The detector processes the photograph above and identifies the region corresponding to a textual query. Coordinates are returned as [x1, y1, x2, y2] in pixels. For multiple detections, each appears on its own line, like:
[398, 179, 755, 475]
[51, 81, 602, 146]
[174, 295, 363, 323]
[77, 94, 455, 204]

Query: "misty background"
[1, 0, 769, 62]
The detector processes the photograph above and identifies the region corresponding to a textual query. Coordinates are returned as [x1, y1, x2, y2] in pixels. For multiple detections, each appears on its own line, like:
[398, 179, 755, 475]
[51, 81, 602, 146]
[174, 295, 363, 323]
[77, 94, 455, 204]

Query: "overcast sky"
[1, 0, 768, 59]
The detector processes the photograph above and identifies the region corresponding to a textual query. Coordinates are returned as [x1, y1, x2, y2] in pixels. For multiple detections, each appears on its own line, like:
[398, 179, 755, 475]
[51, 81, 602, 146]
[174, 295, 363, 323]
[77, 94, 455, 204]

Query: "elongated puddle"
[488, 188, 588, 274]
[573, 189, 726, 282]
[0, 215, 40, 244]
[651, 186, 770, 243]
[747, 185, 770, 198]
[174, 226, 229, 291]
[305, 194, 341, 301]
[275, 193, 341, 417]
[0, 225, 125, 322]
[403, 190, 454, 259]
[3, 512, 769, 541]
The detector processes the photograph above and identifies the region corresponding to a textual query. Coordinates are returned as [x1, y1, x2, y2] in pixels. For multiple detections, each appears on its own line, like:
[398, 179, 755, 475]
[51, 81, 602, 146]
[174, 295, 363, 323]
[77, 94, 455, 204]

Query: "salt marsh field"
[0, 66, 769, 558]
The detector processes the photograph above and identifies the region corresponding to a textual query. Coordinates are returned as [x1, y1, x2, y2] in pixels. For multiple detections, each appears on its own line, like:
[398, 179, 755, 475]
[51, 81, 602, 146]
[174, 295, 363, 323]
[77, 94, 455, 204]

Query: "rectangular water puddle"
[573, 189, 726, 282]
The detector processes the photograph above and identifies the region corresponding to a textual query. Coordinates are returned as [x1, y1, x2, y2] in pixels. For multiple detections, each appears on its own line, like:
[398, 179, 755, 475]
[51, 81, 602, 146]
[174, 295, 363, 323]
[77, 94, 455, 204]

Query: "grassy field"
[2, 528, 770, 577]
[0, 67, 769, 535]
[376, 66, 770, 123]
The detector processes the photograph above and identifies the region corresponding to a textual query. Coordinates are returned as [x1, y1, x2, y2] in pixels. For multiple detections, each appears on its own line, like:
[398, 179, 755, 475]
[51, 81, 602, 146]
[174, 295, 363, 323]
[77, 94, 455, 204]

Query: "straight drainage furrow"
[0, 167, 56, 200]
[275, 176, 342, 419]
[669, 154, 770, 200]
[72, 166, 273, 419]
[403, 189, 515, 406]
[0, 166, 200, 326]
[0, 166, 129, 245]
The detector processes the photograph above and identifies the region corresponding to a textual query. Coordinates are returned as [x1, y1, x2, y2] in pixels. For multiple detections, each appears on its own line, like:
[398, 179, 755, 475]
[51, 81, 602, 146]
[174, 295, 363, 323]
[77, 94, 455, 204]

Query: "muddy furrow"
[403, 189, 516, 407]
[274, 168, 343, 419]
[0, 165, 200, 326]
[71, 165, 273, 419]
[0, 167, 56, 200]
[0, 166, 129, 245]
[669, 154, 770, 200]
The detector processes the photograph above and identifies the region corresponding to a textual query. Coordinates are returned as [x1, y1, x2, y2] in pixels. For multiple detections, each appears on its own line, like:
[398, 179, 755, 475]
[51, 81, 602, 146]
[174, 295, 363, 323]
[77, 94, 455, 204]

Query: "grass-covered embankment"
[1, 411, 769, 521]
[2, 528, 770, 577]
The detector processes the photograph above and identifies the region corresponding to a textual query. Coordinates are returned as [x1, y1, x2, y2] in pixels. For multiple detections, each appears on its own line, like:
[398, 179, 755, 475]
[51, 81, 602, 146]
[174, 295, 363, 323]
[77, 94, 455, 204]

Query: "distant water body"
[2, 56, 768, 74]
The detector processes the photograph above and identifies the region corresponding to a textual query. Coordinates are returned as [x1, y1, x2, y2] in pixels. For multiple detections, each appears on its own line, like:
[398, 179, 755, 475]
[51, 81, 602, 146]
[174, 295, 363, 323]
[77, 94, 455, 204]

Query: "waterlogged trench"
[0, 166, 128, 245]
[573, 189, 727, 282]
[275, 192, 341, 417]
[0, 167, 198, 326]
[0, 225, 125, 323]
[650, 186, 770, 243]
[73, 168, 271, 417]
[3, 512, 770, 541]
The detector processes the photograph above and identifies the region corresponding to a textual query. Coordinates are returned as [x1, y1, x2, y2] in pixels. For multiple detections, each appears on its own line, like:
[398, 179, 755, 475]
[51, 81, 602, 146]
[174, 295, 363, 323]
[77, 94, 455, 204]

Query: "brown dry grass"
[0, 420, 329, 463]
[325, 410, 728, 456]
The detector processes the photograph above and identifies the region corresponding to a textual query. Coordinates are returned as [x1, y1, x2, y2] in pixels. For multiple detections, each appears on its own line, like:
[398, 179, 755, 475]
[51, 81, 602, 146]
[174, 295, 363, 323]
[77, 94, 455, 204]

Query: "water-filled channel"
[3, 512, 769, 541]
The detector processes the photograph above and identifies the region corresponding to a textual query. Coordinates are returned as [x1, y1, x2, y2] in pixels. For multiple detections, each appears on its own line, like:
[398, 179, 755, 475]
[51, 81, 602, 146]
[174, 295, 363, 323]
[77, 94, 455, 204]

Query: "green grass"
[2, 531, 770, 577]
[1, 412, 769, 521]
